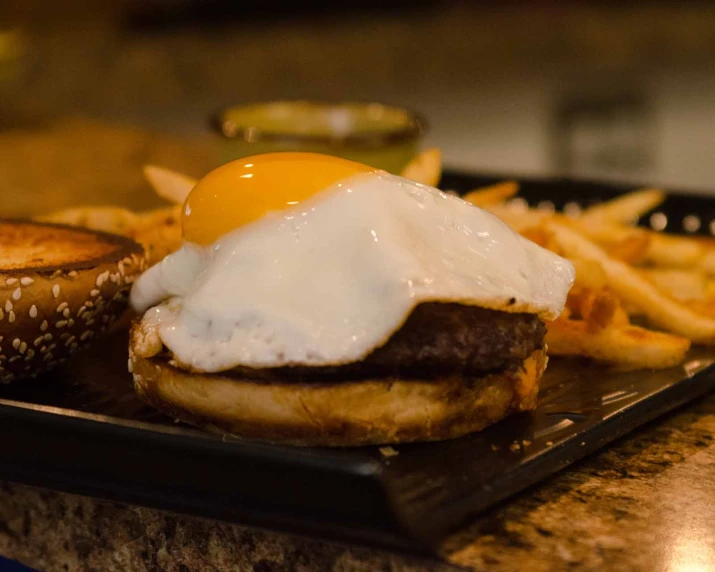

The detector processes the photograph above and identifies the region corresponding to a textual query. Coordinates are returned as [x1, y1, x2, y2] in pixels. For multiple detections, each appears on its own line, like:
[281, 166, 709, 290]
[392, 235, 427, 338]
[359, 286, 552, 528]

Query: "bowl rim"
[209, 99, 427, 149]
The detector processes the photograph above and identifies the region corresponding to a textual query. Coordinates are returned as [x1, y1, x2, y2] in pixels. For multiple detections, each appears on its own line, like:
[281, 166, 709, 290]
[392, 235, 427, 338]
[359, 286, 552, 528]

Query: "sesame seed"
[56, 302, 68, 312]
[90, 289, 100, 297]
[109, 273, 119, 284]
[19, 342, 27, 354]
[20, 277, 33, 286]
[68, 319, 75, 327]
[43, 353, 52, 361]
[9, 356, 21, 363]
[43, 334, 52, 341]
[39, 346, 46, 353]
[4, 300, 11, 312]
[5, 278, 17, 286]
[47, 343, 56, 352]
[34, 336, 43, 346]
[56, 320, 68, 328]
[12, 288, 21, 301]
[118, 261, 125, 276]
[60, 333, 71, 341]
[96, 271, 110, 288]
[40, 320, 48, 331]
[127, 359, 133, 373]
[80, 331, 93, 341]
[8, 312, 15, 323]
[64, 336, 76, 347]
[63, 308, 70, 318]
[68, 271, 77, 278]
[12, 339, 20, 350]
[25, 353, 34, 361]
[85, 319, 95, 326]
[70, 343, 78, 351]
[52, 284, 60, 298]
[77, 306, 86, 317]
[29, 305, 37, 318]
[85, 301, 94, 308]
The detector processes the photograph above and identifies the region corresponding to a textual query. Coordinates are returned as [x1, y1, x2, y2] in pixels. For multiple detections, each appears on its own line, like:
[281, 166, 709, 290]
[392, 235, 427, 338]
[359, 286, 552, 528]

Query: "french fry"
[484, 205, 553, 233]
[644, 233, 715, 275]
[578, 220, 715, 275]
[400, 148, 442, 187]
[143, 165, 197, 205]
[569, 259, 608, 291]
[463, 181, 519, 207]
[546, 317, 690, 369]
[604, 232, 651, 264]
[639, 268, 710, 301]
[548, 222, 715, 345]
[35, 206, 139, 236]
[580, 188, 665, 225]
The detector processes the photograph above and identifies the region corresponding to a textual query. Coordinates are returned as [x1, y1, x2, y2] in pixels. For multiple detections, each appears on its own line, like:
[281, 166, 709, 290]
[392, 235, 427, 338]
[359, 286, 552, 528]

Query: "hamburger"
[128, 153, 574, 446]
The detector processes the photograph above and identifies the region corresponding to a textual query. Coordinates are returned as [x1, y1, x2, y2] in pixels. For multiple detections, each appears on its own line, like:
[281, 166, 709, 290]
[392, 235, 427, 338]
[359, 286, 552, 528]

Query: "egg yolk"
[182, 153, 376, 245]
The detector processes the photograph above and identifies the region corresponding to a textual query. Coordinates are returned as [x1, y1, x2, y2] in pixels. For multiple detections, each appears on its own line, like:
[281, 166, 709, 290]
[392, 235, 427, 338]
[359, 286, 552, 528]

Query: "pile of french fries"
[463, 179, 715, 370]
[37, 148, 714, 370]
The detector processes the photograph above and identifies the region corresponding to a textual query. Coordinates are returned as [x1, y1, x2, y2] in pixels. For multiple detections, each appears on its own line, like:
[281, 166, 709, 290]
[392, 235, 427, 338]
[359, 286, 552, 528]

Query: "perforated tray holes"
[506, 197, 715, 236]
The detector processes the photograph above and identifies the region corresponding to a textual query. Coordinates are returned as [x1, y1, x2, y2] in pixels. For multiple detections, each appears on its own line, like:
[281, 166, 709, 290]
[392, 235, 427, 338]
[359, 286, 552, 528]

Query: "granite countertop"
[0, 393, 712, 571]
[0, 119, 712, 571]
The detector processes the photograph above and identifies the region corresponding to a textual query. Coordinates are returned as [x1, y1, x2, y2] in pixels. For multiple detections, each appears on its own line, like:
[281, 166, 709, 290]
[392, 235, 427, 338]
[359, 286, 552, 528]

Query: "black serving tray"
[0, 171, 714, 556]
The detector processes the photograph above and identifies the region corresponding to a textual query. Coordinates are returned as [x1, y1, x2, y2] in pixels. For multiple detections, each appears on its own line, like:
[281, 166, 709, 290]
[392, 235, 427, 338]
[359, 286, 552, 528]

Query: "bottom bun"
[130, 343, 547, 447]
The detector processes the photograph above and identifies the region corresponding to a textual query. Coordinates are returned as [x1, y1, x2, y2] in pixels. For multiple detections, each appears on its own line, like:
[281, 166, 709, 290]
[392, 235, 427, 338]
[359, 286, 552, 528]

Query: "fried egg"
[131, 153, 574, 372]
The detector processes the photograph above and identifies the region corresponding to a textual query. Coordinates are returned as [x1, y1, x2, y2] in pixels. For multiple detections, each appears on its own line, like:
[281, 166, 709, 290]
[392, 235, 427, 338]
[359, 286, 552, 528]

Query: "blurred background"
[1, 0, 715, 215]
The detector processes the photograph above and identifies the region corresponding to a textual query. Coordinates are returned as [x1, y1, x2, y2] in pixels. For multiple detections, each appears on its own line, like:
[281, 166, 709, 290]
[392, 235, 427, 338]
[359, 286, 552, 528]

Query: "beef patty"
[218, 303, 546, 382]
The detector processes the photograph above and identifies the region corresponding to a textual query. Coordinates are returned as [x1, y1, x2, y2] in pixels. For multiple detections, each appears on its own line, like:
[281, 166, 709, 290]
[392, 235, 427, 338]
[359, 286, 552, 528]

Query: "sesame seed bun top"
[0, 220, 145, 383]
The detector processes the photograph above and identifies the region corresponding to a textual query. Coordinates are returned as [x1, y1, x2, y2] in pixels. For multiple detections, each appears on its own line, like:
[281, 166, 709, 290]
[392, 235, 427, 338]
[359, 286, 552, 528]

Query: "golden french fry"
[577, 219, 646, 245]
[686, 300, 715, 319]
[604, 233, 651, 264]
[143, 165, 197, 205]
[463, 181, 519, 207]
[580, 188, 665, 225]
[570, 258, 608, 291]
[565, 288, 627, 330]
[35, 206, 139, 236]
[400, 148, 442, 187]
[578, 220, 715, 275]
[547, 222, 715, 344]
[133, 205, 183, 266]
[644, 233, 715, 275]
[546, 317, 690, 369]
[639, 268, 709, 301]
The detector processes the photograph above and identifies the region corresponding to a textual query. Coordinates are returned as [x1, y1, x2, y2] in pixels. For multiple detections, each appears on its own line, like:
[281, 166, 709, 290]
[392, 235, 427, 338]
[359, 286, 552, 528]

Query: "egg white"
[131, 172, 574, 372]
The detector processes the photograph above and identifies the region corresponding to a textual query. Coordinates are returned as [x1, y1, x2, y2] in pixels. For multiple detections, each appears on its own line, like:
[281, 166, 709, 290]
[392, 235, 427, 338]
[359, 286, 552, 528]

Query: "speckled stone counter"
[0, 392, 713, 571]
